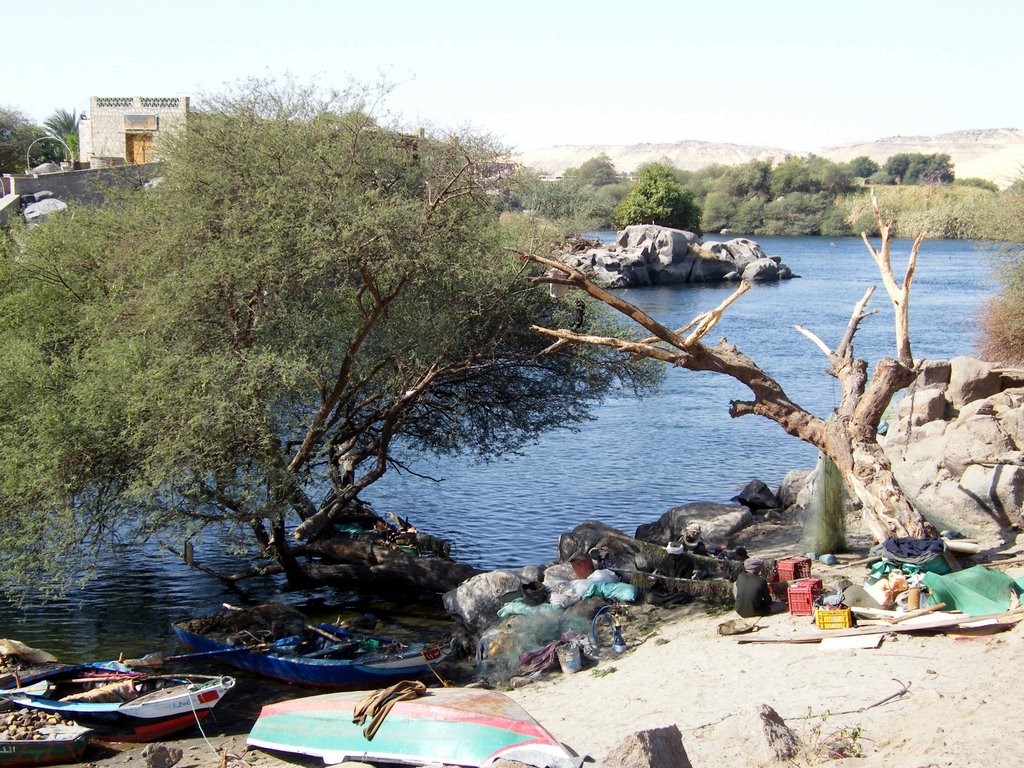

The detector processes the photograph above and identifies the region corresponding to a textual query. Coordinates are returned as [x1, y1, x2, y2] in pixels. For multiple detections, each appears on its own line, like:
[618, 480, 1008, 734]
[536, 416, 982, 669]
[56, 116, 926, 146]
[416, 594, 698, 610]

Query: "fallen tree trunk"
[303, 538, 480, 593]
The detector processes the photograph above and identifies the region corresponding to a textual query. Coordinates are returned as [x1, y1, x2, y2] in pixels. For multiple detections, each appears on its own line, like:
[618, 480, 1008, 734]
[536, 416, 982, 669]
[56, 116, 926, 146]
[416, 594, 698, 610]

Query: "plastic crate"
[777, 556, 812, 582]
[814, 606, 853, 630]
[787, 578, 823, 616]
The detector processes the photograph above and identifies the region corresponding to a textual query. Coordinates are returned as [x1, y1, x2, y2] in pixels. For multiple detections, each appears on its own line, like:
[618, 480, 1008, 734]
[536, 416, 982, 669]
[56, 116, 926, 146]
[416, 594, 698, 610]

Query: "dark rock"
[141, 744, 183, 768]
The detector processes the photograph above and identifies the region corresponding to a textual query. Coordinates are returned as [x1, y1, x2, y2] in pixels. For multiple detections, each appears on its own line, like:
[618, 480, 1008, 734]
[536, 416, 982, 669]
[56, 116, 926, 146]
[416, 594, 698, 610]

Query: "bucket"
[570, 556, 595, 579]
[556, 643, 581, 674]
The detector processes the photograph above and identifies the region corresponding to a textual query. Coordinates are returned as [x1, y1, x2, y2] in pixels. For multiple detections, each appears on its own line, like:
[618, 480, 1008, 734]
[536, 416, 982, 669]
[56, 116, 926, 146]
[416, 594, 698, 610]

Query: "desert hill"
[513, 128, 1024, 187]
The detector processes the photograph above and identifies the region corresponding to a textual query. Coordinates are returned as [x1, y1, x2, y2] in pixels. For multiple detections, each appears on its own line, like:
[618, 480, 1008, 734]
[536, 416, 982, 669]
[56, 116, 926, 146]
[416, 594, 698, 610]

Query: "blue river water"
[0, 235, 1000, 660]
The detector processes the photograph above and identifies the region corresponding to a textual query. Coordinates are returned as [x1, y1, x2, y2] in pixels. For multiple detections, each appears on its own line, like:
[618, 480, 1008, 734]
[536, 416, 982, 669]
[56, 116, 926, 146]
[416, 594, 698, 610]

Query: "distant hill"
[513, 128, 1024, 188]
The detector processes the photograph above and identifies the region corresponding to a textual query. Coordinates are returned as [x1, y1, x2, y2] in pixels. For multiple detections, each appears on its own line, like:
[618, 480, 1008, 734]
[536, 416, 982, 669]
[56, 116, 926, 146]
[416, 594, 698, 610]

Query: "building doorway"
[125, 133, 153, 164]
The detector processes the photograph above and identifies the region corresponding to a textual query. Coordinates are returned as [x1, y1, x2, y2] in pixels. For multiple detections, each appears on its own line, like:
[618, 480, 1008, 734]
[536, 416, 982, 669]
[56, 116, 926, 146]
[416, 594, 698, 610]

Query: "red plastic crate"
[778, 556, 812, 582]
[787, 578, 824, 616]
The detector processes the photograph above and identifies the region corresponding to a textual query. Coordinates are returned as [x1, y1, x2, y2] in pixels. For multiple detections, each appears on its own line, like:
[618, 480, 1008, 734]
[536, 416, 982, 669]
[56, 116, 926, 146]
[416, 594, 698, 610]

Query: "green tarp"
[921, 566, 1024, 616]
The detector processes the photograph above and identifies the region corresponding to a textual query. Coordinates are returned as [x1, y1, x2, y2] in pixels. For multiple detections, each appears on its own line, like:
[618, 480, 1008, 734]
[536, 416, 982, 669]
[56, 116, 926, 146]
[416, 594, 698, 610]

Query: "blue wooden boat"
[171, 618, 450, 689]
[0, 662, 234, 742]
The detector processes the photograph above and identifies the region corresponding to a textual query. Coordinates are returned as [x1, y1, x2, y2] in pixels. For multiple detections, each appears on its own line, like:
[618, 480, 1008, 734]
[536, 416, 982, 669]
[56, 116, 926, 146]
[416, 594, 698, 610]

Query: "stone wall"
[2, 163, 160, 208]
[0, 193, 21, 227]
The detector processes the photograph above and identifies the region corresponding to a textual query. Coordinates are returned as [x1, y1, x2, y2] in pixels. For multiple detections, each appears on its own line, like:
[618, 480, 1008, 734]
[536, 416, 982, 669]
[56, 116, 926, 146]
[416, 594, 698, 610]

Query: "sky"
[4, 0, 1022, 153]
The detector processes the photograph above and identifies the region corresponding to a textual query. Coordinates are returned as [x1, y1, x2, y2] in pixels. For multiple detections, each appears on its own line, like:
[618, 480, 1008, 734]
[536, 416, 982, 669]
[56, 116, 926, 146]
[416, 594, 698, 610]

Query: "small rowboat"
[0, 724, 92, 767]
[1, 663, 234, 743]
[247, 686, 581, 768]
[172, 618, 450, 689]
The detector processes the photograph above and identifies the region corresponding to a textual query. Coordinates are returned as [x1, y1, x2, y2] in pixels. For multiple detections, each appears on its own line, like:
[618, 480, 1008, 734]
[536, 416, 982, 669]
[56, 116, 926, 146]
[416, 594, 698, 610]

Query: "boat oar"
[125, 644, 270, 667]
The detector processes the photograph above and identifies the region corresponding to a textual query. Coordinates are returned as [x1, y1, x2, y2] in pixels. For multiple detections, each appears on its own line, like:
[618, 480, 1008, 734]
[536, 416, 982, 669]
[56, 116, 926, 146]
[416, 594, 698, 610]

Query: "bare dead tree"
[521, 191, 933, 543]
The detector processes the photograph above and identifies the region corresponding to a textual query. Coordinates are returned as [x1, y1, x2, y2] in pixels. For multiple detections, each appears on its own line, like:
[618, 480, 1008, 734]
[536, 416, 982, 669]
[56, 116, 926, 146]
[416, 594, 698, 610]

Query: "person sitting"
[732, 546, 748, 562]
[680, 523, 708, 556]
[662, 541, 695, 580]
[734, 557, 773, 617]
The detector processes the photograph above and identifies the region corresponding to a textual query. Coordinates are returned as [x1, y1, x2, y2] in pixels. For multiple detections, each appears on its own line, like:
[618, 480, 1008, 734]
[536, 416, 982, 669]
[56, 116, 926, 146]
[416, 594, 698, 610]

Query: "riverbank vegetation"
[0, 80, 656, 601]
[521, 151, 1024, 242]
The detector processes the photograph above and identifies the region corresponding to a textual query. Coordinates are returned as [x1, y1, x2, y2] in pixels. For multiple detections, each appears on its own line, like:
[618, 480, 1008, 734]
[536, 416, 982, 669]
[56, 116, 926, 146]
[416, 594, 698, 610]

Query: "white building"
[79, 96, 189, 166]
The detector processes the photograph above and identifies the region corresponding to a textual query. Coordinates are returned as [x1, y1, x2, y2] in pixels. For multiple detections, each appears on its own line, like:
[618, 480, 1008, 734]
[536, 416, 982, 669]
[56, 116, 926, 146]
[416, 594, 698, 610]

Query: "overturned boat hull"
[247, 686, 580, 768]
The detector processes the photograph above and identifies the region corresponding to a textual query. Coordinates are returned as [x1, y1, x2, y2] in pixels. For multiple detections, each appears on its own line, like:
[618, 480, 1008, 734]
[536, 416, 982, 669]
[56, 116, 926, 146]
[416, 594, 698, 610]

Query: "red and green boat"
[0, 724, 92, 767]
[247, 686, 581, 768]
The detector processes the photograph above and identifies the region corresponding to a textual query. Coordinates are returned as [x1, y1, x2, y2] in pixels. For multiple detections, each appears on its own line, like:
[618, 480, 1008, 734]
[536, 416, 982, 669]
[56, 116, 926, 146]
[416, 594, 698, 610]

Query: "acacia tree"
[0, 81, 651, 599]
[527, 191, 932, 544]
[614, 163, 702, 233]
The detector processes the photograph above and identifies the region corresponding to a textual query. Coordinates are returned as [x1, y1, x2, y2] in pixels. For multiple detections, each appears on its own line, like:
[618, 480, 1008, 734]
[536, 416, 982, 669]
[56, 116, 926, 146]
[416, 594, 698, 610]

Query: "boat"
[247, 686, 581, 768]
[0, 724, 92, 767]
[0, 662, 234, 742]
[171, 611, 450, 689]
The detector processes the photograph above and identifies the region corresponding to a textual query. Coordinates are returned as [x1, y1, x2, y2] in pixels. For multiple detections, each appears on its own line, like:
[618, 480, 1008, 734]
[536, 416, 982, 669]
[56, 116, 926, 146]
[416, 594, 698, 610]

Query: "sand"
[76, 521, 1024, 768]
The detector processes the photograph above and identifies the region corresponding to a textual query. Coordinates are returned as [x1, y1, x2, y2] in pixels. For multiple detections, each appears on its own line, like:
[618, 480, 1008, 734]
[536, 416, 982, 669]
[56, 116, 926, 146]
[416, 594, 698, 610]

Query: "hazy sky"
[5, 0, 1021, 153]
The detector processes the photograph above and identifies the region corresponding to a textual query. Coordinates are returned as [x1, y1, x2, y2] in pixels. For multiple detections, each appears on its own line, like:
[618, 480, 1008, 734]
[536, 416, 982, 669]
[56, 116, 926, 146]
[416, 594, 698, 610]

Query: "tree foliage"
[0, 80, 655, 598]
[43, 108, 79, 162]
[0, 106, 47, 173]
[883, 152, 954, 184]
[612, 163, 702, 233]
[564, 153, 621, 187]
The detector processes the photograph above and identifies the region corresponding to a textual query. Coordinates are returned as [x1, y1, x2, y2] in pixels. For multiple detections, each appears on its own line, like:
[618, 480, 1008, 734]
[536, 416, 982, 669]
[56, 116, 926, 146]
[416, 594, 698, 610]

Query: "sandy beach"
[67, 519, 1024, 768]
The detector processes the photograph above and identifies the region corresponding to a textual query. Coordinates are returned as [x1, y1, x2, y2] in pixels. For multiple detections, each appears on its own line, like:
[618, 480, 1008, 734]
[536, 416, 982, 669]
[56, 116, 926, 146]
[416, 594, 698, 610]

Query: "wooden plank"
[889, 602, 947, 624]
[819, 635, 883, 650]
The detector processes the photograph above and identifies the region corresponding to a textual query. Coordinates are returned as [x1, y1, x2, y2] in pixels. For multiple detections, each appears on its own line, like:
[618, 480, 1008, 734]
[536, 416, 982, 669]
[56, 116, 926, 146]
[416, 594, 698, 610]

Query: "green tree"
[701, 190, 738, 233]
[521, 175, 608, 233]
[43, 108, 79, 162]
[612, 163, 702, 233]
[716, 159, 773, 200]
[564, 153, 621, 187]
[770, 155, 815, 197]
[884, 153, 954, 184]
[731, 196, 765, 234]
[0, 106, 46, 173]
[761, 192, 829, 236]
[818, 163, 855, 200]
[0, 80, 653, 599]
[847, 156, 880, 179]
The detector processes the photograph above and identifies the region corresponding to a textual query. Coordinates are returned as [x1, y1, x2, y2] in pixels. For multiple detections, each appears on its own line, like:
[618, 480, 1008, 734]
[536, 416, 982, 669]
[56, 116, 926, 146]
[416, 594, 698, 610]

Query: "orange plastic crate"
[778, 556, 812, 581]
[787, 578, 823, 616]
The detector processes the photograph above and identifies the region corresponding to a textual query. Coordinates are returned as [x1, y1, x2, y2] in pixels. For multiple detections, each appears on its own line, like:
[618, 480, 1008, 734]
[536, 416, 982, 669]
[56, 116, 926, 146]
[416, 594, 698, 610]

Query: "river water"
[0, 235, 1000, 660]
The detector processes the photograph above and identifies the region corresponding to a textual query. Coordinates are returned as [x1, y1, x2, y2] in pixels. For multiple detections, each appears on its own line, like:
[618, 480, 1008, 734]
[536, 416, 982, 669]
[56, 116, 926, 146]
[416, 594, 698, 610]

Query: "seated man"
[734, 557, 773, 617]
[680, 523, 708, 556]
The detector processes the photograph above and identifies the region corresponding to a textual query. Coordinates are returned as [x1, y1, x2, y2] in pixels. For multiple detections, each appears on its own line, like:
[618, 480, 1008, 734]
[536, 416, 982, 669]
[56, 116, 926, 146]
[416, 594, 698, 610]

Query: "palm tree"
[43, 108, 79, 163]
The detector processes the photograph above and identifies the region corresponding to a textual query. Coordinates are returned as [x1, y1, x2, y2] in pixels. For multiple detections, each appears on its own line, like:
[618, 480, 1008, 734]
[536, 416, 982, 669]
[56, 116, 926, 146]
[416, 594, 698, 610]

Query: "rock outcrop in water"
[562, 224, 794, 289]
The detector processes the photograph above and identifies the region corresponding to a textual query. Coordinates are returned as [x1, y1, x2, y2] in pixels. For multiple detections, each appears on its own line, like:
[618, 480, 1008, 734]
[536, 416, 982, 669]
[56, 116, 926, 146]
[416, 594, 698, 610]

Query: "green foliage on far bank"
[520, 150, 1020, 241]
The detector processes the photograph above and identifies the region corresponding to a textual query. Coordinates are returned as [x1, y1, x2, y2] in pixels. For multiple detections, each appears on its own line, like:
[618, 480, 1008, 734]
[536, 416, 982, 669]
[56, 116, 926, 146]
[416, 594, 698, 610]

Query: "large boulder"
[442, 570, 526, 635]
[881, 358, 1024, 542]
[564, 226, 794, 289]
[634, 501, 752, 547]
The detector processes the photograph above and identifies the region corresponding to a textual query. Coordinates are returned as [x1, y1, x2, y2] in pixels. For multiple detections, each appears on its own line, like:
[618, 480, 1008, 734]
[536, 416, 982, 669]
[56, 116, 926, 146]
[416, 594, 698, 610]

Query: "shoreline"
[70, 518, 1024, 767]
